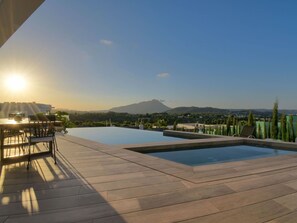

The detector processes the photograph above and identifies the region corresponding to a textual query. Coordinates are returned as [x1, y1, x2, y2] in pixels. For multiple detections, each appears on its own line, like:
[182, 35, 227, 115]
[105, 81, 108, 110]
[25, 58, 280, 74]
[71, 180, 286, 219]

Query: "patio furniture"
[0, 118, 61, 165]
[234, 125, 255, 138]
[27, 120, 58, 169]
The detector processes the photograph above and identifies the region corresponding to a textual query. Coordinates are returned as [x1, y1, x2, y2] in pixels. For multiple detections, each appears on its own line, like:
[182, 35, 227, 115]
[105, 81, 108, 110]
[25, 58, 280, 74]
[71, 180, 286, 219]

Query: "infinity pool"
[146, 145, 296, 166]
[67, 127, 182, 145]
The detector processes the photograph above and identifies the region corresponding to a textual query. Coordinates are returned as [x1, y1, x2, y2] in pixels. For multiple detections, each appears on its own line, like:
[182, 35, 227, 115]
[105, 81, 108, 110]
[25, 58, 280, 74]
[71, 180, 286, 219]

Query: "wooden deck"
[1, 135, 297, 222]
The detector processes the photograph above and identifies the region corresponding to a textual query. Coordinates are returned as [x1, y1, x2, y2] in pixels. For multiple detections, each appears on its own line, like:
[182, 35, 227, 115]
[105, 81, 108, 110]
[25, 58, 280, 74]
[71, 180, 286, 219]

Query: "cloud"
[157, 72, 170, 78]
[100, 39, 113, 46]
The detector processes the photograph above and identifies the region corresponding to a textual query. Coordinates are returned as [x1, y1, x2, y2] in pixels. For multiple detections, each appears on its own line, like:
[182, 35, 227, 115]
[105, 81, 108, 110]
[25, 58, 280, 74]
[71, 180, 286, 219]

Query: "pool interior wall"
[145, 145, 296, 166]
[126, 138, 297, 166]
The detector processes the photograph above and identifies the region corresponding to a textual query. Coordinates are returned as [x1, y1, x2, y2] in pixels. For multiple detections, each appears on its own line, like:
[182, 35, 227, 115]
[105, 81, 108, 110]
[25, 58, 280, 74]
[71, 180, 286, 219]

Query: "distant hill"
[52, 108, 108, 114]
[167, 106, 229, 114]
[110, 99, 171, 114]
[54, 105, 297, 115]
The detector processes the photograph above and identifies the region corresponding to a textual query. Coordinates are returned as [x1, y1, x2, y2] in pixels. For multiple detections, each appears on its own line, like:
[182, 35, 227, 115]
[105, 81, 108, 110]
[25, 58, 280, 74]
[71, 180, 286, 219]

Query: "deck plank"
[2, 135, 297, 222]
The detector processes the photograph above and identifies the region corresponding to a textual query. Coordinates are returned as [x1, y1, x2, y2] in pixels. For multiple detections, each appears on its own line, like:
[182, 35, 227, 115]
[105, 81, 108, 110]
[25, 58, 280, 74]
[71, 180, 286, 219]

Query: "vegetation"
[247, 111, 254, 126]
[271, 100, 279, 139]
[289, 115, 295, 142]
[281, 113, 287, 141]
[267, 120, 271, 139]
[55, 100, 297, 143]
[263, 120, 267, 139]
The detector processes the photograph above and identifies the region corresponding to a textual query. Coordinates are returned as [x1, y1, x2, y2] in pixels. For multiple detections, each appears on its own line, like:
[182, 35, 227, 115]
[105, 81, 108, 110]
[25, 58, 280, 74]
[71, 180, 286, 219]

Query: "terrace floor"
[1, 135, 297, 222]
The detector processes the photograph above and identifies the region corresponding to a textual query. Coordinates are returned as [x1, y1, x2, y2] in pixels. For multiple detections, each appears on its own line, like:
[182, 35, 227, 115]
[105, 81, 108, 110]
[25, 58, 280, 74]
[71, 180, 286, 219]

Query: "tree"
[226, 116, 232, 136]
[263, 121, 267, 139]
[232, 117, 236, 135]
[281, 113, 287, 141]
[289, 115, 295, 142]
[271, 100, 279, 139]
[257, 123, 262, 139]
[218, 125, 221, 135]
[267, 119, 271, 138]
[286, 123, 290, 142]
[247, 111, 254, 126]
[173, 121, 177, 130]
[237, 121, 242, 135]
[55, 111, 75, 129]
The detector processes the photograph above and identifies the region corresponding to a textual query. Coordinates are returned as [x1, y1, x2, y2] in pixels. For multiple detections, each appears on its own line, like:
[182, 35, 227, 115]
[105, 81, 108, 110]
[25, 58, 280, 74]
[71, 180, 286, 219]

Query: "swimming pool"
[146, 145, 296, 166]
[67, 127, 182, 145]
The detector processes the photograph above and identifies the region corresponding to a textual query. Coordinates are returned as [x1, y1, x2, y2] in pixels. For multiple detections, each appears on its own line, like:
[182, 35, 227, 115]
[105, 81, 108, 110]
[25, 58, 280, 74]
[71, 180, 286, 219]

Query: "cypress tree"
[247, 111, 254, 127]
[281, 113, 286, 141]
[286, 123, 290, 142]
[267, 120, 271, 139]
[226, 116, 231, 136]
[232, 117, 236, 135]
[295, 121, 297, 142]
[257, 123, 262, 139]
[271, 101, 279, 139]
[173, 121, 177, 130]
[263, 121, 267, 139]
[289, 115, 295, 142]
[237, 121, 242, 135]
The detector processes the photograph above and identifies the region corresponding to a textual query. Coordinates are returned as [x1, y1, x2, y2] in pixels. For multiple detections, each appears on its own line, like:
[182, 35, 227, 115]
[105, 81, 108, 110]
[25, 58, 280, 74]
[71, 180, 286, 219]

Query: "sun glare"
[5, 75, 27, 92]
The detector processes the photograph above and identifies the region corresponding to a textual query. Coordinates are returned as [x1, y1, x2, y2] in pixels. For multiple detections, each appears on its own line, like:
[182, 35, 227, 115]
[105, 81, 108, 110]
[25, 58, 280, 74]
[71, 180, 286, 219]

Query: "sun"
[5, 75, 27, 92]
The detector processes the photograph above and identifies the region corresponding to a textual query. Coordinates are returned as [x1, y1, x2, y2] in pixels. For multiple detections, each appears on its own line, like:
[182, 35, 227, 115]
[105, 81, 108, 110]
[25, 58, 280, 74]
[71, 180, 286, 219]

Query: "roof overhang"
[0, 0, 44, 47]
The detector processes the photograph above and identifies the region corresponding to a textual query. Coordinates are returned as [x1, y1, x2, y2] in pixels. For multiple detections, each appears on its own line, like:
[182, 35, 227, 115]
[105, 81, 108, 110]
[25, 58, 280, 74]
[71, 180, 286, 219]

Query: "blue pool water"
[67, 127, 182, 145]
[147, 145, 296, 166]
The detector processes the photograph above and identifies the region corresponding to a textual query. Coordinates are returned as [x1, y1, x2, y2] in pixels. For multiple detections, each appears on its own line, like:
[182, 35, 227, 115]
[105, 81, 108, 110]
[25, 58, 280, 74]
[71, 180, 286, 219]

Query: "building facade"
[0, 102, 52, 118]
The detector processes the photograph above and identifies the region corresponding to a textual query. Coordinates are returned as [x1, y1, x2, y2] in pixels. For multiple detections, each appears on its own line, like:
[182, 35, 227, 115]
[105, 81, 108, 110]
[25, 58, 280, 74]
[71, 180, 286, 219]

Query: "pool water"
[67, 127, 182, 145]
[147, 145, 296, 166]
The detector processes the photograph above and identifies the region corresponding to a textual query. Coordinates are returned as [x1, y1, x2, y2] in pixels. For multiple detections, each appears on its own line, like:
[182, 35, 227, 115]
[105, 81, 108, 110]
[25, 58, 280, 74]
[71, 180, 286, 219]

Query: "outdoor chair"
[4, 129, 26, 145]
[3, 128, 27, 159]
[234, 125, 255, 138]
[27, 120, 58, 170]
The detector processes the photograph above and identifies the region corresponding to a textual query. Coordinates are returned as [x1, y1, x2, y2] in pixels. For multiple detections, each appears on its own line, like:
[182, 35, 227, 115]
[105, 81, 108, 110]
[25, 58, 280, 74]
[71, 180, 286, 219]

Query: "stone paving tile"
[4, 203, 120, 223]
[274, 192, 297, 211]
[3, 135, 297, 222]
[226, 172, 296, 192]
[95, 199, 219, 223]
[106, 181, 186, 201]
[0, 186, 82, 203]
[85, 175, 179, 193]
[135, 184, 234, 210]
[209, 184, 296, 211]
[0, 192, 107, 216]
[84, 170, 163, 184]
[267, 211, 297, 223]
[180, 200, 291, 223]
[284, 179, 297, 190]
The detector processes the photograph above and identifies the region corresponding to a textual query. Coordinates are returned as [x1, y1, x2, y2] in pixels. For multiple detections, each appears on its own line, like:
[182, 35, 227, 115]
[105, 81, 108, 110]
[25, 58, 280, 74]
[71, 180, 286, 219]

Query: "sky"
[0, 0, 297, 110]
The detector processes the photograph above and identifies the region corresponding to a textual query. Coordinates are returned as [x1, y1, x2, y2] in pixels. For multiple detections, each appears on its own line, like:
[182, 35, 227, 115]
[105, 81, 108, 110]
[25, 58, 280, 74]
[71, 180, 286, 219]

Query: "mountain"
[52, 108, 108, 114]
[110, 99, 171, 114]
[167, 106, 229, 114]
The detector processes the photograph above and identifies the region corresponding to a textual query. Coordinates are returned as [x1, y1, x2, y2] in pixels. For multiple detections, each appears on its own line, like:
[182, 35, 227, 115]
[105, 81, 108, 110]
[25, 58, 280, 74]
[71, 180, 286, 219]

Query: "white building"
[0, 102, 53, 118]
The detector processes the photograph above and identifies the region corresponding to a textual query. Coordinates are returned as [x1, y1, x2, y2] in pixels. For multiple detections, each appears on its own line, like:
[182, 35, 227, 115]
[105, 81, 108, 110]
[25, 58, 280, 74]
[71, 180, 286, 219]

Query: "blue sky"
[0, 0, 297, 110]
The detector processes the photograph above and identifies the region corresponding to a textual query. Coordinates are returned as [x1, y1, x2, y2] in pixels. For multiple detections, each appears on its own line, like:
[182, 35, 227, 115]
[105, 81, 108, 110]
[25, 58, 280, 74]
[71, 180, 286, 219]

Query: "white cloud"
[157, 72, 170, 78]
[100, 39, 113, 46]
